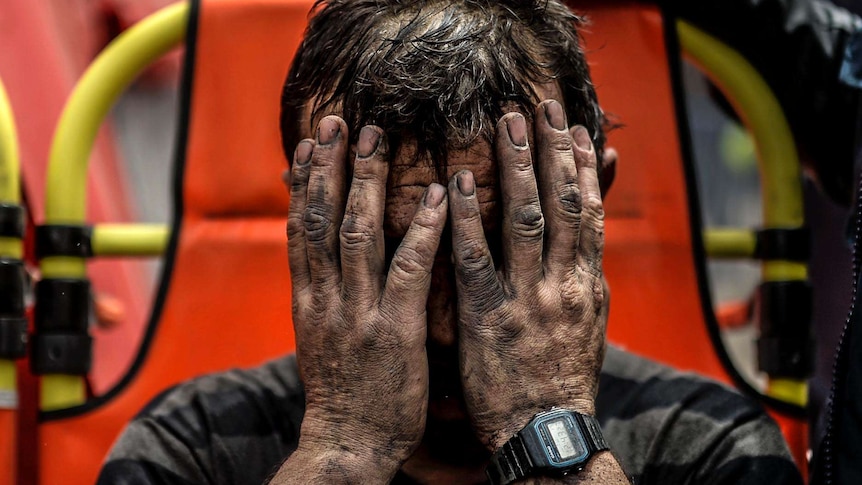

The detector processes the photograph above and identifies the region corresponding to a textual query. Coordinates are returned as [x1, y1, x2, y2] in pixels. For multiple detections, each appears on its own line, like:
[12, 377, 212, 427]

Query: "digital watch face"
[535, 414, 589, 466]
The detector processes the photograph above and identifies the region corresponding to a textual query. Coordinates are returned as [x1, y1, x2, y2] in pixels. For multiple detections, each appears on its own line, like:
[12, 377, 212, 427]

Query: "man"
[98, 1, 803, 483]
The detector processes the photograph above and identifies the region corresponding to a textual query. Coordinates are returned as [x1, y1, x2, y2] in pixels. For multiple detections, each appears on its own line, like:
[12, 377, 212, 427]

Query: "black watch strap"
[487, 433, 533, 485]
[579, 414, 609, 453]
[486, 413, 609, 485]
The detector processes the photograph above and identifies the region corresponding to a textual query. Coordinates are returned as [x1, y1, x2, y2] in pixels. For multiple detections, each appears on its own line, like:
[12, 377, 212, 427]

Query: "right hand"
[286, 116, 448, 478]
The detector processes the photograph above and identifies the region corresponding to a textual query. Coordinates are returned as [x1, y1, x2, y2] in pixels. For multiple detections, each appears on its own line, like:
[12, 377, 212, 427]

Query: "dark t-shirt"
[97, 346, 803, 484]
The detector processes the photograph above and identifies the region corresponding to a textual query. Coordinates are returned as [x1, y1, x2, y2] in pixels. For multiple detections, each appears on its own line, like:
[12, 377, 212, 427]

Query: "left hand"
[448, 100, 610, 451]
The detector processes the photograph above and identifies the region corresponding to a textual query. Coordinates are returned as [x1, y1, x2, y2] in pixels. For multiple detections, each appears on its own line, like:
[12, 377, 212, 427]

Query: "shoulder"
[597, 346, 802, 485]
[99, 355, 305, 485]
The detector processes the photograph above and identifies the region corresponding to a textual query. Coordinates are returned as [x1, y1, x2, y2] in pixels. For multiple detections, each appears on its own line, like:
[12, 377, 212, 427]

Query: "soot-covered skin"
[281, 117, 448, 482]
[275, 100, 628, 484]
[449, 100, 609, 452]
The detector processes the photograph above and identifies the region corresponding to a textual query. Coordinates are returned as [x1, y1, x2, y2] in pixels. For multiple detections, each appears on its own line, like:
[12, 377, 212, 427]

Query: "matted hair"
[280, 0, 606, 173]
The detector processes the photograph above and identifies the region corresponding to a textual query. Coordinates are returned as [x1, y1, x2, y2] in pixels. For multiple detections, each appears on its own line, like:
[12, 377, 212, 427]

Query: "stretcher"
[0, 1, 813, 482]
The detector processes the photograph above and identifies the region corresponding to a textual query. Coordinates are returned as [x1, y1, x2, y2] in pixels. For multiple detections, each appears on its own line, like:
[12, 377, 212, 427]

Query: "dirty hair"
[280, 0, 607, 174]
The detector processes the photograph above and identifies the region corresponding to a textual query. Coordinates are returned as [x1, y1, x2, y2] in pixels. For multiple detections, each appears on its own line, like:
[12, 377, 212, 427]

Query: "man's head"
[280, 0, 613, 475]
[281, 0, 606, 171]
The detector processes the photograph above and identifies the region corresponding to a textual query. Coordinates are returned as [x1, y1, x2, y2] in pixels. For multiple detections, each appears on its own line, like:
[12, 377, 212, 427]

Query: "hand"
[448, 100, 609, 451]
[286, 116, 448, 477]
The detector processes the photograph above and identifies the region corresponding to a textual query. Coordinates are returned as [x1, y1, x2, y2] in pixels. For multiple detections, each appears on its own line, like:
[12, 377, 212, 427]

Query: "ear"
[598, 147, 617, 199]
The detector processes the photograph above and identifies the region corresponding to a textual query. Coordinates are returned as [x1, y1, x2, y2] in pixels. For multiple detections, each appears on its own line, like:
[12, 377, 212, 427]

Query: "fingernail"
[357, 126, 380, 158]
[544, 100, 566, 131]
[424, 183, 445, 208]
[294, 140, 313, 166]
[317, 117, 340, 145]
[456, 171, 475, 196]
[573, 126, 593, 152]
[506, 114, 527, 147]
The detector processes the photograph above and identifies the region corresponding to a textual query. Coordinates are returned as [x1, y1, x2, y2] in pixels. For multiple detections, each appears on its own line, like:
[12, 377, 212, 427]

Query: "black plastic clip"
[756, 280, 815, 378]
[35, 225, 94, 259]
[0, 259, 28, 359]
[0, 318, 27, 359]
[0, 259, 26, 316]
[753, 228, 809, 262]
[0, 203, 25, 239]
[31, 333, 92, 375]
[31, 278, 91, 375]
[34, 279, 90, 333]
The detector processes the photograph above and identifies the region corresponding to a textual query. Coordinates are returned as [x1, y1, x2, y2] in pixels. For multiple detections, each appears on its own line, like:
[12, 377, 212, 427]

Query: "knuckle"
[410, 209, 442, 233]
[561, 282, 590, 316]
[287, 214, 305, 239]
[357, 319, 391, 352]
[351, 165, 383, 183]
[489, 308, 525, 343]
[510, 204, 544, 239]
[303, 206, 333, 242]
[582, 195, 605, 222]
[390, 245, 431, 282]
[591, 277, 605, 309]
[339, 217, 375, 251]
[290, 172, 309, 191]
[556, 183, 582, 218]
[548, 132, 574, 153]
[507, 153, 534, 173]
[458, 241, 494, 272]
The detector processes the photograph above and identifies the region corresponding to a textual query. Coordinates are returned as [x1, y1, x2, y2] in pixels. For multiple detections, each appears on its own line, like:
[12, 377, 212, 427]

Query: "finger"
[496, 113, 544, 290]
[448, 171, 505, 312]
[287, 140, 314, 294]
[572, 126, 604, 278]
[536, 100, 582, 278]
[304, 116, 349, 289]
[382, 183, 448, 314]
[340, 126, 388, 305]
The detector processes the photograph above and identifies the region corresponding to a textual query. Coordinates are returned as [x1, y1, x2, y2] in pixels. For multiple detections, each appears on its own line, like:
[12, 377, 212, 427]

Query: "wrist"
[296, 413, 406, 480]
[489, 398, 596, 451]
[278, 440, 399, 484]
[514, 452, 626, 484]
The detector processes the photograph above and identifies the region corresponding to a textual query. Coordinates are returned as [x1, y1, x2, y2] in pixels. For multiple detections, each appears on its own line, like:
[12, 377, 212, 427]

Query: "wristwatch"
[486, 408, 609, 485]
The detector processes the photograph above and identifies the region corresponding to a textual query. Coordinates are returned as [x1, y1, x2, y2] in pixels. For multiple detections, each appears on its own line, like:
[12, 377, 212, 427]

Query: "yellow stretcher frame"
[39, 2, 189, 411]
[39, 3, 807, 409]
[678, 21, 808, 407]
[0, 75, 22, 416]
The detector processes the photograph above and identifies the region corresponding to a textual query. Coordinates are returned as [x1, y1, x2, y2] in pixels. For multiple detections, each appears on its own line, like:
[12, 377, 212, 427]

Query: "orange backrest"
[33, 1, 800, 483]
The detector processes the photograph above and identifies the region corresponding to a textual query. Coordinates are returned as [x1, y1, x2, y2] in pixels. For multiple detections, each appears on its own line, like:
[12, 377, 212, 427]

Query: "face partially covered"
[293, 83, 616, 477]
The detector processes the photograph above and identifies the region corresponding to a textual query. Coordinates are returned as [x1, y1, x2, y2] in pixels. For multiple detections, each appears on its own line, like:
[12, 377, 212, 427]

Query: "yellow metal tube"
[0, 77, 22, 261]
[40, 375, 87, 412]
[0, 76, 20, 205]
[45, 1, 188, 225]
[0, 76, 21, 407]
[768, 378, 808, 408]
[40, 2, 188, 411]
[92, 224, 170, 256]
[703, 228, 756, 259]
[678, 21, 803, 229]
[678, 21, 807, 406]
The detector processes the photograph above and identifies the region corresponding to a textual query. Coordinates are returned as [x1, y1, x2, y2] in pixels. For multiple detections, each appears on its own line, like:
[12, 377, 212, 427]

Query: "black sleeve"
[97, 357, 305, 485]
[597, 348, 803, 485]
[639, 384, 804, 485]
